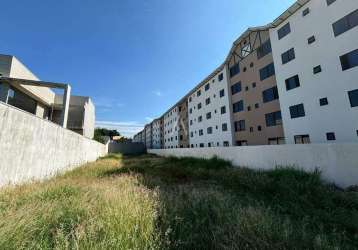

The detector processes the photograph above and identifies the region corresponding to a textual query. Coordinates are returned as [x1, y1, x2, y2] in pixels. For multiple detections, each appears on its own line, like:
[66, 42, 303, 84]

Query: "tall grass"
[0, 154, 357, 249]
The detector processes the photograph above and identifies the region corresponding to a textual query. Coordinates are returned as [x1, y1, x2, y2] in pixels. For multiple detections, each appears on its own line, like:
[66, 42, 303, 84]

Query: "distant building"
[0, 54, 95, 138]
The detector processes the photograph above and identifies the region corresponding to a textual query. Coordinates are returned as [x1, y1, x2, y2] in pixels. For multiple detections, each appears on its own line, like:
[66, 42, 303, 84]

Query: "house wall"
[270, 0, 358, 144]
[188, 69, 233, 148]
[0, 102, 107, 187]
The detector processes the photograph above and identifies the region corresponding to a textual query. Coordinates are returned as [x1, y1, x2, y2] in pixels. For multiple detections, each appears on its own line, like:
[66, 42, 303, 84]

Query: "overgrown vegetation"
[0, 154, 357, 249]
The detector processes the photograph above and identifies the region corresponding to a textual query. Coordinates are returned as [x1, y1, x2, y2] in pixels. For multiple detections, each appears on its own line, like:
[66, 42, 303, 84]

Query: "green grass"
[0, 154, 357, 249]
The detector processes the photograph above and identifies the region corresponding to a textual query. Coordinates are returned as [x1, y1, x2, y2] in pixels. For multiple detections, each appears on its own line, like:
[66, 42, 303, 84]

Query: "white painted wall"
[270, 0, 358, 144]
[188, 69, 233, 148]
[163, 106, 180, 148]
[149, 143, 358, 188]
[0, 102, 107, 187]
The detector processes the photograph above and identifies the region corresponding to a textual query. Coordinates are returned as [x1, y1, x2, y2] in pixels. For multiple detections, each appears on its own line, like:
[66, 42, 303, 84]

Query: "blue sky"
[0, 0, 295, 137]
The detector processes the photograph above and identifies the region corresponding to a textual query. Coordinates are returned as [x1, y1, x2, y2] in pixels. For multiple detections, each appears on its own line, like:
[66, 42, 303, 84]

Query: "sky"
[0, 0, 295, 137]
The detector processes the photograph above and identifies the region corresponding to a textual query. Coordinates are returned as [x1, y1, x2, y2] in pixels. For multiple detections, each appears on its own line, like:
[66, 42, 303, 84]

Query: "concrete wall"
[0, 102, 107, 187]
[149, 143, 358, 188]
[108, 142, 146, 155]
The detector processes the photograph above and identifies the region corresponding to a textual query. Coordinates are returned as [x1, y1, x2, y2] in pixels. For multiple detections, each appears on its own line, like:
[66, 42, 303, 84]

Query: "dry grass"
[0, 154, 357, 250]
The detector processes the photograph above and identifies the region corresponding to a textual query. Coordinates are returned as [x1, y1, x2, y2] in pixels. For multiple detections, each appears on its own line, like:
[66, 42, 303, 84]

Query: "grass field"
[0, 154, 357, 250]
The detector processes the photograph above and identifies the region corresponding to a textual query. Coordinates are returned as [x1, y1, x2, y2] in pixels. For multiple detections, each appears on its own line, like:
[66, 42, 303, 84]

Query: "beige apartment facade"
[226, 28, 285, 146]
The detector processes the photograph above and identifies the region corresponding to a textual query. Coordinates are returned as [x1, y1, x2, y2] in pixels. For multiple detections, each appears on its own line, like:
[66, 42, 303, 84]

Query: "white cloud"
[94, 98, 125, 110]
[152, 90, 163, 97]
[95, 120, 144, 138]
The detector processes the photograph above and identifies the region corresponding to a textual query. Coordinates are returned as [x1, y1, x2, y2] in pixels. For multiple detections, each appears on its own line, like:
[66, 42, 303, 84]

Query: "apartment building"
[135, 0, 358, 147]
[188, 67, 233, 148]
[145, 123, 152, 149]
[270, 0, 358, 144]
[0, 54, 95, 138]
[152, 118, 163, 149]
[226, 28, 285, 146]
[178, 100, 189, 148]
[163, 106, 180, 148]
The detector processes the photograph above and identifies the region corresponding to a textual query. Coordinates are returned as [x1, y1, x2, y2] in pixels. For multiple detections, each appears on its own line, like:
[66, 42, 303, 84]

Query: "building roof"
[271, 0, 310, 28]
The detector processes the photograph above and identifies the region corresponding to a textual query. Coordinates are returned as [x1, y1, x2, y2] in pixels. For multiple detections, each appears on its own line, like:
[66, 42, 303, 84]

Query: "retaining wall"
[0, 102, 107, 186]
[149, 144, 358, 188]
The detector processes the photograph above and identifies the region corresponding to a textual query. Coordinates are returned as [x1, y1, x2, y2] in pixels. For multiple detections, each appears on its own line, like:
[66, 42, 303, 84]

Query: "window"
[262, 86, 279, 103]
[268, 137, 285, 145]
[199, 143, 204, 148]
[326, 132, 336, 141]
[221, 106, 226, 114]
[223, 141, 229, 147]
[231, 82, 242, 95]
[255, 103, 259, 109]
[199, 129, 203, 136]
[218, 73, 224, 81]
[259, 63, 275, 81]
[190, 120, 193, 125]
[278, 22, 291, 40]
[205, 84, 210, 91]
[206, 112, 211, 119]
[308, 36, 316, 44]
[250, 127, 253, 133]
[285, 75, 300, 90]
[245, 86, 249, 91]
[230, 63, 240, 77]
[320, 97, 329, 106]
[289, 104, 305, 118]
[348, 89, 358, 107]
[190, 132, 193, 137]
[302, 8, 310, 17]
[222, 123, 228, 131]
[234, 120, 245, 132]
[205, 98, 210, 105]
[294, 135, 310, 144]
[252, 82, 256, 88]
[340, 49, 358, 71]
[250, 62, 254, 68]
[333, 9, 358, 37]
[281, 48, 295, 64]
[327, 0, 336, 5]
[198, 116, 203, 122]
[197, 90, 201, 97]
[258, 125, 262, 131]
[207, 127, 213, 134]
[219, 89, 225, 97]
[237, 140, 248, 146]
[247, 106, 251, 111]
[233, 100, 244, 113]
[313, 65, 322, 74]
[265, 111, 282, 127]
[243, 67, 247, 72]
[189, 97, 192, 102]
[198, 103, 202, 109]
[257, 40, 272, 59]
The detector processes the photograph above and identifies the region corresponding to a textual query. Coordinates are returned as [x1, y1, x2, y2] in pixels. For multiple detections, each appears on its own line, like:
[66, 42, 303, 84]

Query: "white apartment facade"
[163, 106, 180, 148]
[152, 118, 162, 149]
[188, 67, 233, 148]
[270, 0, 358, 144]
[145, 124, 152, 149]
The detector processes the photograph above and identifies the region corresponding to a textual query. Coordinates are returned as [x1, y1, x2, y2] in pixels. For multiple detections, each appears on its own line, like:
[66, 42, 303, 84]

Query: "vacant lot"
[0, 154, 357, 249]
